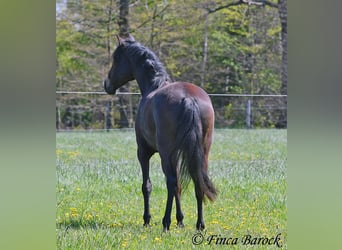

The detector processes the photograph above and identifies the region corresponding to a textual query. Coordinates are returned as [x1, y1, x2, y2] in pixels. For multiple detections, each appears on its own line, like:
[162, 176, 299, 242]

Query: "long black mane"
[123, 40, 172, 88]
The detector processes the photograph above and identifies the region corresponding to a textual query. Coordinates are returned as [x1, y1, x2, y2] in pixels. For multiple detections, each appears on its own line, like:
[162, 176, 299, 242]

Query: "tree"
[56, 0, 118, 129]
[116, 0, 133, 128]
[277, 0, 287, 128]
[56, 0, 286, 129]
[205, 0, 287, 127]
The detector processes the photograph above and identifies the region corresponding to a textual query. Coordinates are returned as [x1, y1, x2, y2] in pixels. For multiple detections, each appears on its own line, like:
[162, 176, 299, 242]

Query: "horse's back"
[148, 82, 214, 149]
[159, 82, 214, 120]
[153, 82, 210, 100]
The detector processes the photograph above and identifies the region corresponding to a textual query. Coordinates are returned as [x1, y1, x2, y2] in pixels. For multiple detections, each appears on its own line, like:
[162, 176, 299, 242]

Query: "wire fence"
[56, 91, 286, 97]
[56, 91, 287, 131]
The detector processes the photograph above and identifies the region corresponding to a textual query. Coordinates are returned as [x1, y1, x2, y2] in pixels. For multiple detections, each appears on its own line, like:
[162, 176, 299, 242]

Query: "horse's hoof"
[196, 222, 205, 231]
[177, 221, 185, 228]
[162, 225, 170, 232]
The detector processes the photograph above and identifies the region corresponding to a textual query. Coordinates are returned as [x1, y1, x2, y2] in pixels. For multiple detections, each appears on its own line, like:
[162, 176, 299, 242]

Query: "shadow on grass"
[56, 218, 160, 231]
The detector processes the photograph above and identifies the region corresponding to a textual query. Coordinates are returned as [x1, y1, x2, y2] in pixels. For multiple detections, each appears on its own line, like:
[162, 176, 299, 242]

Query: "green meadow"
[56, 129, 286, 249]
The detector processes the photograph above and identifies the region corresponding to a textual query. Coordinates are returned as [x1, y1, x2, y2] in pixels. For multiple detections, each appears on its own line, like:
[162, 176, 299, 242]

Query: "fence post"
[246, 99, 251, 129]
[105, 101, 112, 131]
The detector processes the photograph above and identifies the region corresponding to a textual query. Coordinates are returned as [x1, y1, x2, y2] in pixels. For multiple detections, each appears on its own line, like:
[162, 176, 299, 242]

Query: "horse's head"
[103, 35, 135, 94]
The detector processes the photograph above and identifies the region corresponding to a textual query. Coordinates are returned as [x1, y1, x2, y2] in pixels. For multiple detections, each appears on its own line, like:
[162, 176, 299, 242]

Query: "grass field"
[56, 129, 287, 249]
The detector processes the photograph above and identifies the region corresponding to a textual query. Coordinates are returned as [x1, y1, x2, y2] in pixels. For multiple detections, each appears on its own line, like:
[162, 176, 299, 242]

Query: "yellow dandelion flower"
[71, 213, 78, 218]
[154, 237, 162, 243]
[67, 151, 80, 158]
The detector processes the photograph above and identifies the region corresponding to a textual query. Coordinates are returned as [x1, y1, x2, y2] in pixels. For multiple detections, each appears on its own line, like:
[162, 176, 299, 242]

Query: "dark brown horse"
[104, 35, 217, 231]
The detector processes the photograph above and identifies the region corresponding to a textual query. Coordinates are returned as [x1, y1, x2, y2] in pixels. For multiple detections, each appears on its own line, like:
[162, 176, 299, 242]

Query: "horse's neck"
[135, 68, 170, 96]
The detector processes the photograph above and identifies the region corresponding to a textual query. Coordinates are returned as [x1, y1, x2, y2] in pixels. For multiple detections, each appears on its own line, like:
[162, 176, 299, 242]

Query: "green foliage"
[224, 103, 245, 128]
[56, 0, 285, 128]
[56, 130, 287, 249]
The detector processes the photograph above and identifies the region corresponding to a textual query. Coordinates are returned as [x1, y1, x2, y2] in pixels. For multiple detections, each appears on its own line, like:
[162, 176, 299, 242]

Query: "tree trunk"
[56, 106, 61, 130]
[276, 0, 287, 128]
[117, 0, 132, 128]
[106, 0, 114, 131]
[201, 13, 209, 88]
[118, 0, 129, 37]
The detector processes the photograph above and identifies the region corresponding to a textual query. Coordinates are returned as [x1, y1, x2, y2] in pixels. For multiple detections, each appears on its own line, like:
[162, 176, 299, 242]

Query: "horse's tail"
[174, 98, 217, 202]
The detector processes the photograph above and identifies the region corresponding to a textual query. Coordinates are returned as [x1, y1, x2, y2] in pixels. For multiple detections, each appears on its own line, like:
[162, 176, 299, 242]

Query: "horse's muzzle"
[103, 79, 116, 95]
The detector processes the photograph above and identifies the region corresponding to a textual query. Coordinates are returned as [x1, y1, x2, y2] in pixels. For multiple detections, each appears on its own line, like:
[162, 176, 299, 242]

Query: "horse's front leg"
[138, 147, 154, 226]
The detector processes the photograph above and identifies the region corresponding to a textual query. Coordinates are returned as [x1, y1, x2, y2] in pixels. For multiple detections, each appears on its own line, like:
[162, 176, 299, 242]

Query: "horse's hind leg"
[195, 185, 205, 230]
[195, 113, 214, 230]
[138, 146, 154, 226]
[160, 153, 177, 231]
[162, 174, 176, 231]
[175, 182, 184, 227]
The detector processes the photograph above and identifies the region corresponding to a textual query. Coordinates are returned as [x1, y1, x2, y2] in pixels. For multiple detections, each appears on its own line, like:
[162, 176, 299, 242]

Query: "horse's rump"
[151, 83, 217, 201]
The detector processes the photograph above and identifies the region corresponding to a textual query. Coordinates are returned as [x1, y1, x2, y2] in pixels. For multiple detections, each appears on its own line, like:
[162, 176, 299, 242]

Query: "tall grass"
[56, 129, 286, 249]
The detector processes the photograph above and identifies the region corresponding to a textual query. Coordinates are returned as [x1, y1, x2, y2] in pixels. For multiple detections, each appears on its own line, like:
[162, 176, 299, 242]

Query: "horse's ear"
[116, 35, 125, 46]
[126, 34, 135, 42]
[116, 34, 135, 46]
